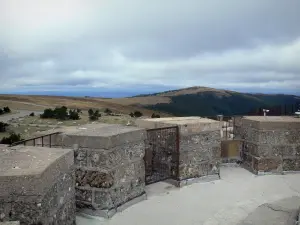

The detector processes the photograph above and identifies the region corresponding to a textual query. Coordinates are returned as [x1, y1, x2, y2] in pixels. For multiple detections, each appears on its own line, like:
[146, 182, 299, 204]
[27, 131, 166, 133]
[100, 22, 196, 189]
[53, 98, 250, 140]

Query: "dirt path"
[0, 110, 42, 123]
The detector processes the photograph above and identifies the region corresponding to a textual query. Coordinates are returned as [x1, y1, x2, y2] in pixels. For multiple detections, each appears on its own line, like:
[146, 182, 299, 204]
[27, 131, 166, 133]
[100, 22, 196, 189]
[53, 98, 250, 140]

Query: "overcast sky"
[1, 0, 300, 96]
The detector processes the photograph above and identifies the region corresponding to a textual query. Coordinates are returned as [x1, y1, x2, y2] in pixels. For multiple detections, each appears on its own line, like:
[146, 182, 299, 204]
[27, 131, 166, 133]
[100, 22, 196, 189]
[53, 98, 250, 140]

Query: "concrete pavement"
[76, 166, 300, 225]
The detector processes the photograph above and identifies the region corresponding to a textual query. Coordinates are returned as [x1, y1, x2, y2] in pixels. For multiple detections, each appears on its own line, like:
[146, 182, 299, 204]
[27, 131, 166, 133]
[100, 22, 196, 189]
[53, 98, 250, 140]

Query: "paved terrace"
[77, 166, 300, 225]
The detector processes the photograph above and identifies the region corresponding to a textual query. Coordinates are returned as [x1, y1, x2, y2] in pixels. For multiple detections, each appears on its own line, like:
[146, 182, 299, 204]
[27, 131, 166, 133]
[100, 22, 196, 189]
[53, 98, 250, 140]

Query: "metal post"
[49, 135, 52, 148]
[42, 136, 44, 147]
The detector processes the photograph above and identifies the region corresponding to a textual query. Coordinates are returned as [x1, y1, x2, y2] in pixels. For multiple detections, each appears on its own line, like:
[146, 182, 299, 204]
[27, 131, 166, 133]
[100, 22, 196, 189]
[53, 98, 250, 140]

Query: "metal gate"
[144, 126, 179, 185]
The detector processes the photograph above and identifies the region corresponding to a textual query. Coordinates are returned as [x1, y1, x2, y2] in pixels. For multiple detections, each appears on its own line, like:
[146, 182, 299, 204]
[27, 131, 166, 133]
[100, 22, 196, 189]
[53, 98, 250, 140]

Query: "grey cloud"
[0, 0, 300, 93]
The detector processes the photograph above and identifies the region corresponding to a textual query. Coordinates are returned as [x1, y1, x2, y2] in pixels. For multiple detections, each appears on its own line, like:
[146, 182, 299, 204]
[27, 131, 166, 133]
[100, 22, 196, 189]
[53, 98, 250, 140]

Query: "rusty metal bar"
[10, 132, 61, 147]
[49, 135, 52, 148]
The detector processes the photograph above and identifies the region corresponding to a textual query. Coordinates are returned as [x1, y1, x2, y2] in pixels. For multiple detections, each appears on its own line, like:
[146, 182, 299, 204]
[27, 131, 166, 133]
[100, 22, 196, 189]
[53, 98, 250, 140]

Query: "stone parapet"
[60, 124, 147, 218]
[240, 116, 300, 174]
[0, 146, 75, 225]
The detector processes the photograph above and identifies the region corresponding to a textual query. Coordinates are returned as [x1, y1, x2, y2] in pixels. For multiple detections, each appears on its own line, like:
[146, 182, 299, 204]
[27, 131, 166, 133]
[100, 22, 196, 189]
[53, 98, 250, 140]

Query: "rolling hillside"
[105, 87, 300, 116]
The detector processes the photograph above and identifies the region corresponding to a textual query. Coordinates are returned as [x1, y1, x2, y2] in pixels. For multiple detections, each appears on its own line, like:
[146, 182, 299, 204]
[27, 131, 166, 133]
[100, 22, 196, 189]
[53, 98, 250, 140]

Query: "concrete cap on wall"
[0, 146, 74, 198]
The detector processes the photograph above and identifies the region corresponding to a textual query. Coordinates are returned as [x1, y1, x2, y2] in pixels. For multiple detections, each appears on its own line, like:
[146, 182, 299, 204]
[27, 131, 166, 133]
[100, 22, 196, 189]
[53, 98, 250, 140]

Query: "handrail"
[10, 132, 62, 147]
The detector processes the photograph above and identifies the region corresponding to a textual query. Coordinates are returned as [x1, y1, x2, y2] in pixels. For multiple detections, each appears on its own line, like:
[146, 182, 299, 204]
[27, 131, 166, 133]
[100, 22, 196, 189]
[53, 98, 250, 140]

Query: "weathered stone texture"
[0, 146, 76, 225]
[178, 131, 221, 180]
[62, 124, 146, 216]
[240, 116, 300, 174]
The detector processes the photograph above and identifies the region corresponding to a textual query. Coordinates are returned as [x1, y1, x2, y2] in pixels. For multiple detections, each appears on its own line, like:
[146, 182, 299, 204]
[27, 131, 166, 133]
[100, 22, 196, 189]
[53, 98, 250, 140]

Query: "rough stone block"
[283, 158, 300, 171]
[93, 181, 145, 210]
[86, 141, 145, 169]
[253, 157, 282, 173]
[0, 146, 76, 225]
[76, 169, 114, 188]
[178, 160, 219, 180]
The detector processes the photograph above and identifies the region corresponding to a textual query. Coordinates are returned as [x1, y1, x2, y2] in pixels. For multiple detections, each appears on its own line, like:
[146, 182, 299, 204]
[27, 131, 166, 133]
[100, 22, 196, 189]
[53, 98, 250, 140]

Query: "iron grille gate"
[144, 126, 179, 185]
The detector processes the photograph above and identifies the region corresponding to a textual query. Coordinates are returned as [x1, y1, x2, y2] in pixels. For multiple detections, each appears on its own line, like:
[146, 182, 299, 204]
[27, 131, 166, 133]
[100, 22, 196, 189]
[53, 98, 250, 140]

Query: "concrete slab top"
[243, 116, 300, 123]
[139, 117, 218, 124]
[63, 123, 145, 137]
[0, 146, 72, 176]
[136, 117, 221, 134]
[242, 116, 300, 130]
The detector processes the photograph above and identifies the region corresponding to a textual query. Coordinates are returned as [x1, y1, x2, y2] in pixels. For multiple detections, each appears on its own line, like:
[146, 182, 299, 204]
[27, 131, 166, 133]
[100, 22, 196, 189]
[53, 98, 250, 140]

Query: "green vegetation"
[29, 112, 35, 117]
[0, 132, 23, 145]
[88, 109, 101, 121]
[129, 111, 143, 118]
[0, 106, 11, 115]
[104, 108, 112, 115]
[151, 113, 160, 118]
[145, 92, 300, 116]
[40, 106, 80, 120]
[0, 122, 9, 132]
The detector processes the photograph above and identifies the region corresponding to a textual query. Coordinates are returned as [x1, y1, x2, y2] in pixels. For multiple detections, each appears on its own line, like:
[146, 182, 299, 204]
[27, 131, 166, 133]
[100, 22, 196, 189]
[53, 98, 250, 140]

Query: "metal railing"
[10, 132, 62, 148]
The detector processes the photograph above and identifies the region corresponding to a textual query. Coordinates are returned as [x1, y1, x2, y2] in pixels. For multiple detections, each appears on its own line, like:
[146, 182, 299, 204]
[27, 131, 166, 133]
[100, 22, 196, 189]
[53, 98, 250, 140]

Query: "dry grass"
[98, 86, 234, 106]
[0, 95, 171, 116]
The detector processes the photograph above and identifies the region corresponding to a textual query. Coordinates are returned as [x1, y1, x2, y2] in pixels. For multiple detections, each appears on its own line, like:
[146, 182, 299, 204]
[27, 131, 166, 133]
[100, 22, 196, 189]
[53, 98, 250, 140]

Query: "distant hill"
[105, 86, 300, 116]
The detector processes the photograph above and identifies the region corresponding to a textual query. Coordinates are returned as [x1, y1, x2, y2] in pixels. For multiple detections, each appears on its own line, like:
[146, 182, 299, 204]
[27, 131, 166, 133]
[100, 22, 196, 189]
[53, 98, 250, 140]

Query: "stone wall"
[179, 130, 221, 181]
[240, 116, 300, 174]
[0, 146, 75, 225]
[60, 124, 147, 218]
[136, 117, 222, 185]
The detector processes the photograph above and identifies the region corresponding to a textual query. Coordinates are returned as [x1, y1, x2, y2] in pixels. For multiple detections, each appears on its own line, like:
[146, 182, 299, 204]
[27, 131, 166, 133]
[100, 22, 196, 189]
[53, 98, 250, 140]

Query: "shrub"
[0, 109, 3, 115]
[69, 109, 80, 120]
[129, 112, 134, 117]
[0, 132, 23, 145]
[88, 109, 94, 117]
[89, 109, 101, 121]
[3, 106, 11, 113]
[54, 106, 68, 120]
[151, 113, 160, 118]
[133, 111, 143, 117]
[0, 122, 9, 132]
[29, 112, 35, 117]
[104, 108, 112, 115]
[40, 108, 55, 118]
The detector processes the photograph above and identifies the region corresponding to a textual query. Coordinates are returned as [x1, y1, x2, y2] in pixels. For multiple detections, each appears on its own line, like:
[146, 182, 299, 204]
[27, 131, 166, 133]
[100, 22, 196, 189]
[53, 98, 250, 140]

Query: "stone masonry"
[0, 146, 75, 225]
[136, 117, 222, 186]
[237, 116, 300, 174]
[58, 124, 147, 218]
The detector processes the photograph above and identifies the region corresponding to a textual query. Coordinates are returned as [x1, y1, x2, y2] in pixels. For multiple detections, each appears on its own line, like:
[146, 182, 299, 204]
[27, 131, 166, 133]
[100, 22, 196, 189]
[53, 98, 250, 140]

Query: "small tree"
[104, 108, 112, 115]
[3, 107, 11, 113]
[40, 108, 54, 118]
[151, 113, 160, 118]
[0, 122, 9, 132]
[54, 106, 68, 120]
[88, 109, 94, 117]
[89, 109, 101, 121]
[0, 132, 23, 145]
[69, 109, 80, 120]
[133, 111, 143, 118]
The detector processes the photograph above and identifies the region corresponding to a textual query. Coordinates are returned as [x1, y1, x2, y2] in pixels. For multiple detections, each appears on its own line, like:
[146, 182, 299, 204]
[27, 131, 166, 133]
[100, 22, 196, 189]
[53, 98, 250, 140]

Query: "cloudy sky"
[1, 0, 300, 96]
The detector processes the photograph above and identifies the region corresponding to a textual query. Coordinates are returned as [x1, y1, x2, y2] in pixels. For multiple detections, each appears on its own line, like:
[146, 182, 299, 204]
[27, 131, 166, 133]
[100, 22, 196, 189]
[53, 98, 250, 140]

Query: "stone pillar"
[241, 116, 300, 174]
[178, 121, 221, 185]
[0, 146, 75, 225]
[61, 124, 147, 218]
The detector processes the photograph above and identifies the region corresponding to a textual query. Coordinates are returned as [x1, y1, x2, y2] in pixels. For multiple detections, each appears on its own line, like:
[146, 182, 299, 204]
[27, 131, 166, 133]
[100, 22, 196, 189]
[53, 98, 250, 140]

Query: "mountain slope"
[108, 86, 300, 116]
